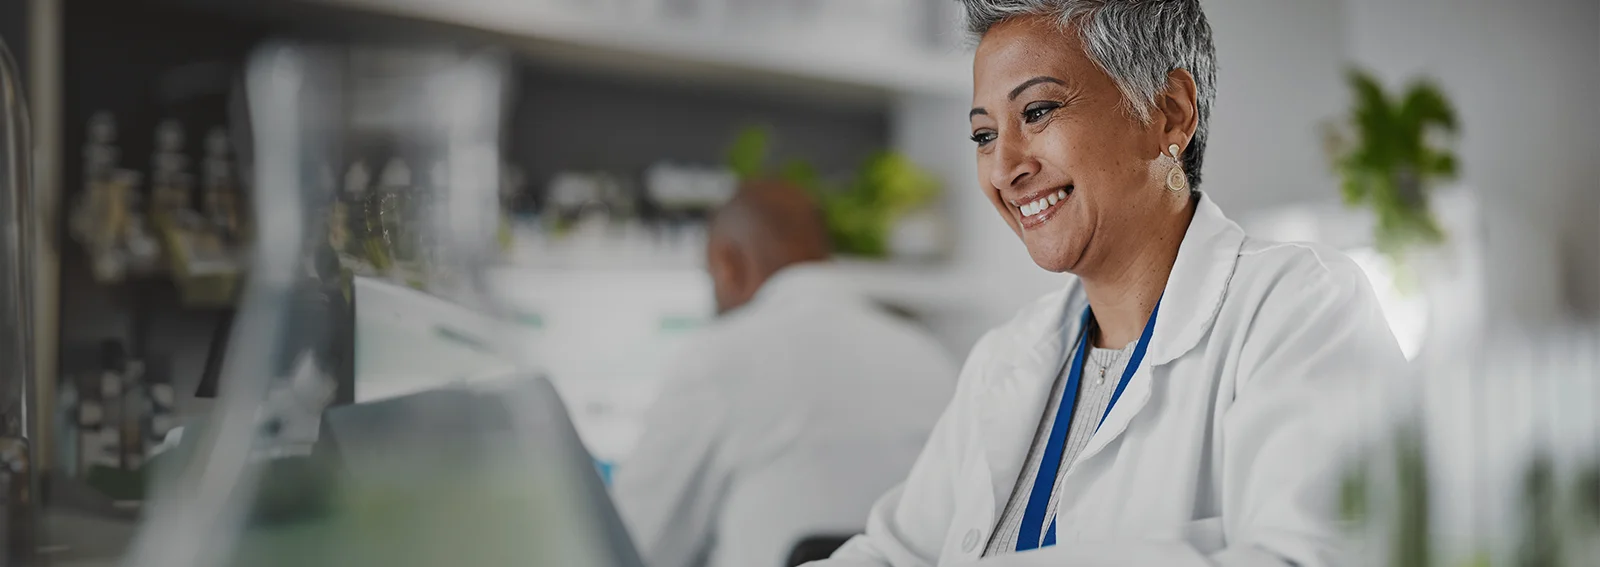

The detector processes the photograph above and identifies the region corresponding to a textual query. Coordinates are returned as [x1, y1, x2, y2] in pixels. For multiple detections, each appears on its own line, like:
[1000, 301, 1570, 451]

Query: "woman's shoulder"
[1220, 235, 1389, 346]
[1232, 236, 1370, 298]
[1216, 235, 1406, 387]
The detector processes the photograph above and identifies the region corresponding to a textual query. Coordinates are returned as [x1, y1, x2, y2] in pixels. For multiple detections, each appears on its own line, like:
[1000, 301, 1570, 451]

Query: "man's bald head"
[706, 181, 832, 314]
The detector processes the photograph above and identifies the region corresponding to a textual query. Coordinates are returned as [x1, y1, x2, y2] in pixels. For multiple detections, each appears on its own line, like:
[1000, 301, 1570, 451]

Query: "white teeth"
[1023, 197, 1056, 217]
[1022, 190, 1071, 219]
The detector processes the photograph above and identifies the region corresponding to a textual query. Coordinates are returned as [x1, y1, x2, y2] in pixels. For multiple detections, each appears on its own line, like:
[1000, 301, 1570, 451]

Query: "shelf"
[302, 0, 973, 99]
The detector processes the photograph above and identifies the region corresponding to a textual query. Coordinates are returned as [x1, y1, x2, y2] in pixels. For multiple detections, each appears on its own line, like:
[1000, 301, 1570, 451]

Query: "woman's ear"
[1158, 68, 1199, 146]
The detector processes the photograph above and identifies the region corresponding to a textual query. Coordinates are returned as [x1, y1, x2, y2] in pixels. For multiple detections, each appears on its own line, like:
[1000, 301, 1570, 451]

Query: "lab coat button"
[961, 529, 980, 552]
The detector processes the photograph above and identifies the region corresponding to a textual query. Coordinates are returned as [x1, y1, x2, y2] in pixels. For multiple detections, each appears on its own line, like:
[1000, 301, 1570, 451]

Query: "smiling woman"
[964, 6, 1210, 326]
[806, 2, 1409, 567]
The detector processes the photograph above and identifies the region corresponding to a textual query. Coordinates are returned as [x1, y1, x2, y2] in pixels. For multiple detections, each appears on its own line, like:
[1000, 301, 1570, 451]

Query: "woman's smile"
[1013, 185, 1073, 230]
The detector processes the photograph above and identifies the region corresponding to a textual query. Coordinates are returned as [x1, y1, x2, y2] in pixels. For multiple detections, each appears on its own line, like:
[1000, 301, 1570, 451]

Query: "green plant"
[725, 125, 940, 257]
[1324, 69, 1459, 265]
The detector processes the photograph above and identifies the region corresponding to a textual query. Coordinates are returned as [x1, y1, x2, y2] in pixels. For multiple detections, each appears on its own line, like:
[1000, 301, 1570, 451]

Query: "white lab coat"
[811, 194, 1406, 567]
[613, 264, 959, 567]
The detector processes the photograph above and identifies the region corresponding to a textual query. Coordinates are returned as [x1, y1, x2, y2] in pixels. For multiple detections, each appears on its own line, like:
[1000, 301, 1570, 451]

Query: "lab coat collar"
[990, 192, 1245, 370]
[1147, 192, 1246, 365]
[973, 192, 1245, 521]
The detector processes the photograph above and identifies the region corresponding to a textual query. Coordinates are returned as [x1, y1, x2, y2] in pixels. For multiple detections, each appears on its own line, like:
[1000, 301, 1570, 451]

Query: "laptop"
[311, 374, 647, 567]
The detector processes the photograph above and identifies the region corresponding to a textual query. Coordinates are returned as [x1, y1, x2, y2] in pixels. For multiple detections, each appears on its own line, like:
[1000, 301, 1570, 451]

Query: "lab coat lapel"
[974, 289, 1086, 518]
[1070, 193, 1246, 468]
[1068, 363, 1154, 470]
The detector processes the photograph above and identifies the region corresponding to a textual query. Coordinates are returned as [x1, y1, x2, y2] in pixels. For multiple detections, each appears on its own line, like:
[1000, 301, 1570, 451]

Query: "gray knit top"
[982, 336, 1137, 556]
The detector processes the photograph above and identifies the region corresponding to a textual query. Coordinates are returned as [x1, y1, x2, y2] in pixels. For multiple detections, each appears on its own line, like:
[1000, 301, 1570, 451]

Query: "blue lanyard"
[1015, 299, 1161, 552]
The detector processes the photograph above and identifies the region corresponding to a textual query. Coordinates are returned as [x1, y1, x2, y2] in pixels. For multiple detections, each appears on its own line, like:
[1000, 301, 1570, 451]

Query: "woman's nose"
[988, 136, 1040, 191]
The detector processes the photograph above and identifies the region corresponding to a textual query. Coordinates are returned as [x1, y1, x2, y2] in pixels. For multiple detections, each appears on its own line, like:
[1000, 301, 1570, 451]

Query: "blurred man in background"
[612, 182, 957, 567]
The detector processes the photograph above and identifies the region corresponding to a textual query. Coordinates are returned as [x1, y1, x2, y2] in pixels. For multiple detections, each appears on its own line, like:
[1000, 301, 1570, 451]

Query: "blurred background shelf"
[305, 0, 972, 100]
[40, 0, 989, 490]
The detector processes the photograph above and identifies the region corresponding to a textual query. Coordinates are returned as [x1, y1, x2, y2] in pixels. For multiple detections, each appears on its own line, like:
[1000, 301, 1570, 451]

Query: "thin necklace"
[1084, 320, 1125, 386]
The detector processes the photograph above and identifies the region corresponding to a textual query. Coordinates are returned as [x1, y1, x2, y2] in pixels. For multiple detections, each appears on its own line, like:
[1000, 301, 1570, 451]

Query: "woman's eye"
[1023, 102, 1060, 123]
[970, 130, 997, 146]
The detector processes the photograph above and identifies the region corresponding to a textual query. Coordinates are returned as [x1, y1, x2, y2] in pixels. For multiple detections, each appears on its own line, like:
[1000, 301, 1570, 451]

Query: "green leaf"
[1399, 80, 1458, 134]
[726, 125, 772, 180]
[1347, 69, 1397, 168]
[1347, 69, 1390, 110]
[1338, 167, 1371, 205]
[1424, 151, 1459, 179]
[778, 159, 821, 191]
[722, 127, 940, 259]
[1332, 68, 1462, 267]
[857, 152, 940, 212]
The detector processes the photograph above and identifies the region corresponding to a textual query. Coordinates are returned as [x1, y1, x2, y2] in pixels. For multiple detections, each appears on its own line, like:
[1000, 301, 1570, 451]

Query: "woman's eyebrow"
[1009, 76, 1066, 100]
[971, 76, 1066, 119]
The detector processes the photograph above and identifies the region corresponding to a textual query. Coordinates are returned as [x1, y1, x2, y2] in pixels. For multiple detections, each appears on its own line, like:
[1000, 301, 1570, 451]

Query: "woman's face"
[970, 17, 1170, 273]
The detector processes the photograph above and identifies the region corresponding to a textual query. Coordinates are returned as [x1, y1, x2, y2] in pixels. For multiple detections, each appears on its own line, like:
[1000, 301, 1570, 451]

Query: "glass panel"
[118, 42, 639, 567]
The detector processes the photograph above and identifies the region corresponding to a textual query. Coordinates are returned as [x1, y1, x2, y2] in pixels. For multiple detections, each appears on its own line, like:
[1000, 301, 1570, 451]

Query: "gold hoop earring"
[1165, 143, 1187, 192]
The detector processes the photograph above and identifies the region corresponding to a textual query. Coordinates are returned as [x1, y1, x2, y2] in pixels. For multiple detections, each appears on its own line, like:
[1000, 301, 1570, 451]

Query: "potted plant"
[726, 125, 942, 259]
[1323, 69, 1460, 276]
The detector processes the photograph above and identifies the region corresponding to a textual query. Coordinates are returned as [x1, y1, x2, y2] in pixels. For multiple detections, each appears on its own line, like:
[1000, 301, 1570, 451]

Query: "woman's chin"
[1019, 215, 1086, 273]
[1024, 243, 1078, 274]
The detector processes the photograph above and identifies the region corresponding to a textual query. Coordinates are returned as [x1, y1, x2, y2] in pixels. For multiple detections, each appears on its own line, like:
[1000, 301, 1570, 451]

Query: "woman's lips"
[1017, 186, 1071, 230]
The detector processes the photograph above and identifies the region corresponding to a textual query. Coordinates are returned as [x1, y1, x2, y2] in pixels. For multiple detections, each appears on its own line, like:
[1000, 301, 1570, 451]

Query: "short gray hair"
[960, 0, 1217, 189]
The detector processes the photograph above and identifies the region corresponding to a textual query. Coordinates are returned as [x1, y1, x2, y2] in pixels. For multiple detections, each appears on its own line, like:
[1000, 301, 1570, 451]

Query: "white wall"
[1342, 0, 1600, 323]
[1201, 0, 1347, 213]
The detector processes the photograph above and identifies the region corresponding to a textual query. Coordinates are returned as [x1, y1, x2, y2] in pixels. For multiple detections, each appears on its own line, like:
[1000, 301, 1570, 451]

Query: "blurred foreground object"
[0, 35, 37, 566]
[236, 376, 642, 567]
[114, 41, 643, 567]
[1344, 325, 1599, 567]
[1324, 69, 1459, 269]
